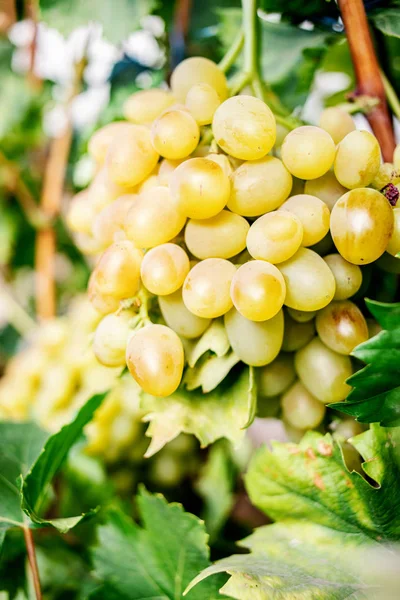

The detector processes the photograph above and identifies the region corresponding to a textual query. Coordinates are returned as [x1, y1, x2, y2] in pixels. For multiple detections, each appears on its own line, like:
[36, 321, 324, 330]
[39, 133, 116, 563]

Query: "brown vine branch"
[23, 527, 42, 600]
[338, 0, 395, 162]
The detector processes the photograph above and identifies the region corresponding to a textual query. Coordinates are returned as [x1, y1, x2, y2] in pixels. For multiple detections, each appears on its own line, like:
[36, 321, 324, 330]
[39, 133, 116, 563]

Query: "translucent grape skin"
[91, 241, 143, 300]
[170, 56, 228, 103]
[281, 126, 335, 180]
[151, 109, 200, 160]
[386, 207, 400, 257]
[323, 254, 362, 300]
[228, 156, 292, 217]
[185, 83, 221, 125]
[224, 308, 284, 366]
[123, 89, 175, 124]
[158, 289, 211, 339]
[185, 210, 249, 259]
[278, 248, 336, 311]
[294, 337, 352, 403]
[257, 353, 296, 398]
[88, 122, 133, 164]
[212, 95, 276, 160]
[282, 381, 326, 429]
[125, 324, 184, 396]
[93, 311, 133, 367]
[230, 260, 286, 322]
[282, 312, 315, 352]
[169, 158, 230, 219]
[141, 244, 190, 296]
[316, 300, 369, 355]
[246, 211, 303, 264]
[182, 258, 236, 318]
[278, 194, 330, 247]
[318, 107, 355, 145]
[304, 170, 347, 211]
[330, 188, 394, 265]
[334, 130, 380, 189]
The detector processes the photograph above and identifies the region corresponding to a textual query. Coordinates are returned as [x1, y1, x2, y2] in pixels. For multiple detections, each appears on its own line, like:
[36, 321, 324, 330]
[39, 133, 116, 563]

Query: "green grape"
[88, 122, 133, 165]
[158, 289, 211, 339]
[93, 311, 133, 367]
[123, 186, 186, 249]
[92, 194, 136, 248]
[333, 418, 364, 440]
[106, 124, 159, 187]
[316, 300, 369, 355]
[185, 210, 249, 260]
[278, 194, 330, 247]
[318, 107, 355, 145]
[224, 308, 284, 366]
[287, 308, 316, 323]
[257, 353, 295, 397]
[330, 188, 394, 265]
[170, 56, 228, 103]
[281, 126, 335, 180]
[182, 258, 236, 318]
[386, 207, 400, 256]
[151, 108, 200, 159]
[371, 162, 400, 190]
[185, 83, 221, 125]
[294, 337, 352, 403]
[126, 324, 184, 396]
[246, 211, 303, 264]
[323, 254, 362, 300]
[66, 190, 95, 234]
[212, 95, 276, 160]
[141, 243, 190, 296]
[91, 241, 143, 300]
[304, 170, 347, 211]
[334, 130, 380, 189]
[282, 381, 326, 429]
[228, 156, 292, 217]
[231, 260, 286, 321]
[123, 88, 175, 124]
[158, 158, 184, 186]
[282, 312, 315, 352]
[170, 158, 230, 219]
[278, 248, 336, 311]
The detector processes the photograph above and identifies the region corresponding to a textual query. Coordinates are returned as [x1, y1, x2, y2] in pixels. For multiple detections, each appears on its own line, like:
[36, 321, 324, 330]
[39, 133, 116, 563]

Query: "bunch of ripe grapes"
[67, 56, 400, 435]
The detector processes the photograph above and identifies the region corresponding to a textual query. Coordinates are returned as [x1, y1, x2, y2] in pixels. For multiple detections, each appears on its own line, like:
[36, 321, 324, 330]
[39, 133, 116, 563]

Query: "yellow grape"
[316, 300, 369, 355]
[184, 210, 249, 259]
[88, 167, 130, 212]
[92, 195, 136, 248]
[304, 170, 347, 210]
[247, 211, 303, 264]
[106, 124, 159, 187]
[185, 83, 221, 125]
[230, 260, 286, 321]
[371, 162, 400, 190]
[123, 186, 186, 249]
[66, 190, 95, 234]
[278, 248, 336, 311]
[257, 353, 296, 398]
[323, 254, 362, 300]
[93, 311, 133, 367]
[295, 337, 352, 403]
[206, 153, 233, 177]
[126, 324, 184, 396]
[141, 243, 190, 295]
[224, 308, 284, 366]
[318, 107, 355, 145]
[88, 121, 132, 164]
[170, 158, 230, 219]
[158, 158, 184, 186]
[123, 88, 175, 124]
[287, 307, 316, 323]
[282, 312, 315, 352]
[334, 130, 380, 189]
[212, 95, 276, 160]
[278, 194, 330, 246]
[137, 174, 160, 194]
[171, 56, 228, 103]
[386, 207, 400, 256]
[228, 156, 292, 217]
[281, 126, 335, 179]
[151, 109, 200, 159]
[158, 289, 211, 339]
[282, 381, 326, 429]
[330, 188, 394, 264]
[88, 274, 120, 315]
[182, 258, 236, 318]
[91, 240, 143, 299]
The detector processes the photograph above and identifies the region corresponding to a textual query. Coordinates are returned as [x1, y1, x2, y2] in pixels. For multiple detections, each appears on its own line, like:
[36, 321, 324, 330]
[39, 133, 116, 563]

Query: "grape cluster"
[67, 56, 399, 434]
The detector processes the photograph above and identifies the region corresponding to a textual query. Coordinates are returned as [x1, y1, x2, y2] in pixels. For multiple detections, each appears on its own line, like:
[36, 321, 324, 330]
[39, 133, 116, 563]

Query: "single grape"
[66, 190, 95, 234]
[224, 308, 284, 366]
[287, 307, 316, 323]
[278, 194, 330, 247]
[141, 244, 190, 296]
[230, 260, 286, 321]
[182, 259, 236, 318]
[88, 273, 120, 315]
[185, 210, 249, 260]
[126, 324, 184, 396]
[282, 381, 326, 429]
[158, 289, 211, 338]
[330, 188, 394, 264]
[371, 162, 400, 190]
[386, 207, 400, 256]
[170, 56, 228, 103]
[304, 170, 347, 211]
[257, 353, 295, 398]
[281, 126, 335, 179]
[91, 240, 143, 299]
[185, 83, 221, 125]
[228, 156, 292, 217]
[333, 418, 364, 440]
[294, 337, 352, 403]
[170, 158, 230, 219]
[123, 88, 175, 124]
[334, 130, 380, 189]
[212, 95, 276, 160]
[316, 300, 369, 355]
[88, 122, 133, 164]
[282, 312, 315, 352]
[323, 254, 362, 300]
[92, 195, 136, 248]
[151, 109, 200, 159]
[318, 107, 355, 145]
[93, 311, 134, 367]
[246, 211, 303, 264]
[123, 186, 186, 249]
[278, 248, 336, 311]
[206, 153, 233, 178]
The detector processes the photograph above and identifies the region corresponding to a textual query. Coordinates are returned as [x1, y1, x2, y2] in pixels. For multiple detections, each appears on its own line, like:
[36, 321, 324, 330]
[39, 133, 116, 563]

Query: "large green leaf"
[332, 300, 400, 426]
[372, 8, 400, 38]
[91, 488, 229, 599]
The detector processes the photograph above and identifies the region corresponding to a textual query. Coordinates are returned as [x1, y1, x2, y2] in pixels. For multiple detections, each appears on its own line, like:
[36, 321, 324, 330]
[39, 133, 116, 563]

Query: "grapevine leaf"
[371, 8, 400, 38]
[91, 487, 229, 599]
[187, 319, 230, 368]
[331, 300, 400, 426]
[183, 351, 240, 393]
[187, 425, 400, 598]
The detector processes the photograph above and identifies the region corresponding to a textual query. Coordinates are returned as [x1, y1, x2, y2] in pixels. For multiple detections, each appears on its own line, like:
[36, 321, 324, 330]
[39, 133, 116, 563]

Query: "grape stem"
[218, 29, 244, 74]
[380, 70, 400, 122]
